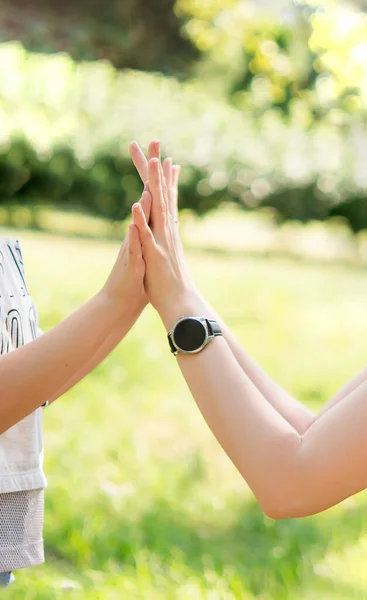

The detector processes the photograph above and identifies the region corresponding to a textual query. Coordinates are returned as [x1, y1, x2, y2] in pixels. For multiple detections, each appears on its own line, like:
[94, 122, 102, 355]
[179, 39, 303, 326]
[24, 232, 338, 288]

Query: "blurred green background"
[0, 0, 367, 228]
[1, 0, 367, 598]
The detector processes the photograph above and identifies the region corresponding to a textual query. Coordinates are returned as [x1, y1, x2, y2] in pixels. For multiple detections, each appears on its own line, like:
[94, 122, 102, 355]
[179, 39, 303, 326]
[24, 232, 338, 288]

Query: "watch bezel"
[170, 316, 210, 355]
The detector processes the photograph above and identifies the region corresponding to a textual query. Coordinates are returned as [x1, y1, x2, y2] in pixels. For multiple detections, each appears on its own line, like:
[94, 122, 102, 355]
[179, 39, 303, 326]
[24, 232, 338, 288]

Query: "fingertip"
[149, 158, 160, 178]
[132, 203, 142, 224]
[148, 139, 160, 158]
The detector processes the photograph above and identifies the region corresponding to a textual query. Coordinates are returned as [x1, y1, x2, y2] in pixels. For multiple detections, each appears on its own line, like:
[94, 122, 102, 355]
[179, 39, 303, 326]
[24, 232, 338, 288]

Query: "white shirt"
[0, 237, 47, 493]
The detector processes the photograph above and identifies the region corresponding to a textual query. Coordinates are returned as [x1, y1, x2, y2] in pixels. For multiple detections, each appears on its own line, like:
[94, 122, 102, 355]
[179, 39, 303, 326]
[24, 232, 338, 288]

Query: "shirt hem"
[0, 540, 45, 572]
[0, 471, 47, 493]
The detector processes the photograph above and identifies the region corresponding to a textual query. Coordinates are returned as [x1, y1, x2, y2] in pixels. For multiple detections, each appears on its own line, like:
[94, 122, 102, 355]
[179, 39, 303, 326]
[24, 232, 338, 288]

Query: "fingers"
[130, 140, 179, 225]
[129, 141, 148, 184]
[171, 164, 181, 218]
[132, 200, 156, 252]
[148, 139, 160, 163]
[172, 165, 181, 191]
[163, 159, 181, 217]
[148, 157, 167, 231]
[140, 188, 152, 223]
[129, 139, 161, 185]
[128, 223, 143, 259]
[163, 157, 172, 193]
[163, 157, 174, 216]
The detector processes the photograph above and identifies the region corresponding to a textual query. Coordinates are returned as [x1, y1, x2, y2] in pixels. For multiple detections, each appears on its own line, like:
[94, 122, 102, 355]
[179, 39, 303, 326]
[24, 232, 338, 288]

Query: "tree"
[0, 0, 198, 74]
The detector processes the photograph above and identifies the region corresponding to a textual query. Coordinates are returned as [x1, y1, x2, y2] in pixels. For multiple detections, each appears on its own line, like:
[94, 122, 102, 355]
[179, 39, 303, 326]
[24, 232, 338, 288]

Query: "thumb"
[132, 202, 156, 253]
[128, 223, 143, 261]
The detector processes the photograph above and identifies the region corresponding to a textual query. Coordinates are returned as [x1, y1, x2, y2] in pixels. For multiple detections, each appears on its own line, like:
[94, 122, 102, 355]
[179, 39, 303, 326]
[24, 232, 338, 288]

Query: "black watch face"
[173, 318, 207, 352]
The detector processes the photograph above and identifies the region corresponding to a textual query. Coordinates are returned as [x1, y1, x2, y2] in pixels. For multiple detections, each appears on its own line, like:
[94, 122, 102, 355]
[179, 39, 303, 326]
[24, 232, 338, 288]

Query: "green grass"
[3, 227, 367, 600]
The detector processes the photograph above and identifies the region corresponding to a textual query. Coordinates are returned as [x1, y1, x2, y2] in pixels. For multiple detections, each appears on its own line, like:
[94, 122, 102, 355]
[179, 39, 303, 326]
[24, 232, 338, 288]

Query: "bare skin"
[0, 145, 160, 434]
[131, 142, 367, 519]
[130, 141, 366, 436]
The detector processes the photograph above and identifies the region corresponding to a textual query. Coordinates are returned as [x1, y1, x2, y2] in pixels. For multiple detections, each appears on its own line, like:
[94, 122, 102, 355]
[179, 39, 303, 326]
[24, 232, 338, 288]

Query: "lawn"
[4, 226, 367, 600]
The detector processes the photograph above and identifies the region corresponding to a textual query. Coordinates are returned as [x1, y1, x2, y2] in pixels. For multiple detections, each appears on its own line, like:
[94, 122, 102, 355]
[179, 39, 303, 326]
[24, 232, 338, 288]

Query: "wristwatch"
[168, 316, 222, 356]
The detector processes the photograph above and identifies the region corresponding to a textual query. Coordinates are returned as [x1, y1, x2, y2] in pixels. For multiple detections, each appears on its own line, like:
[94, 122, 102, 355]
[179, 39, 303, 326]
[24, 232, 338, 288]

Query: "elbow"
[261, 503, 294, 520]
[259, 494, 313, 520]
[258, 473, 311, 520]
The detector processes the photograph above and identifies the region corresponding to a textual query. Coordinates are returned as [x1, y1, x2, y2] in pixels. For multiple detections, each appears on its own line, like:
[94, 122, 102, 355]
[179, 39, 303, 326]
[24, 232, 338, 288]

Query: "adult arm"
[199, 298, 366, 434]
[160, 292, 367, 519]
[130, 141, 365, 437]
[133, 155, 367, 519]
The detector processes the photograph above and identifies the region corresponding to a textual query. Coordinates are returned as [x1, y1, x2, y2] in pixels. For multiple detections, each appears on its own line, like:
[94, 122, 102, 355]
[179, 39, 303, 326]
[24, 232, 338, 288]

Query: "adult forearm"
[200, 295, 366, 434]
[0, 291, 133, 433]
[159, 292, 301, 516]
[199, 295, 314, 434]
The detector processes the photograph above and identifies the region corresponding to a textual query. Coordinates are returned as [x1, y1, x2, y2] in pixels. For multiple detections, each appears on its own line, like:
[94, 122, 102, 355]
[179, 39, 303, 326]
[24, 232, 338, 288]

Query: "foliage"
[0, 43, 366, 229]
[0, 0, 198, 74]
[177, 0, 367, 116]
[0, 1, 367, 230]
[4, 229, 367, 598]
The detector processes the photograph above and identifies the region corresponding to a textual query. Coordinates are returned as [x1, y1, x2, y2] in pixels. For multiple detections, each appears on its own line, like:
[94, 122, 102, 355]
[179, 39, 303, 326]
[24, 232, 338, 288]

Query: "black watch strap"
[168, 333, 176, 354]
[205, 319, 222, 337]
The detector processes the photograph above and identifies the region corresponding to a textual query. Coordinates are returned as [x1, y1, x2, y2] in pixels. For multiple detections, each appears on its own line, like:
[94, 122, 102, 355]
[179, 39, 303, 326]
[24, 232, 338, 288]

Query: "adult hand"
[131, 139, 191, 283]
[129, 140, 180, 224]
[131, 154, 198, 326]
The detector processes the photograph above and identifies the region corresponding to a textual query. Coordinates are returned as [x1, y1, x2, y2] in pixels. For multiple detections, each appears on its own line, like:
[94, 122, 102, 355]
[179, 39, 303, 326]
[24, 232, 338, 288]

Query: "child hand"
[101, 190, 152, 319]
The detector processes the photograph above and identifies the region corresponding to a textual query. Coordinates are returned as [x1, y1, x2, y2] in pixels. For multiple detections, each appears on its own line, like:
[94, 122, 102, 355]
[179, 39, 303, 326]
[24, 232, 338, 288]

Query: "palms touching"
[129, 139, 367, 519]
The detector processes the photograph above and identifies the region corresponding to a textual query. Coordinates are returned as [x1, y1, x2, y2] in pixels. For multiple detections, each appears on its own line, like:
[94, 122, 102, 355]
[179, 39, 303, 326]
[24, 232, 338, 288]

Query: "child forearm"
[0, 290, 137, 434]
[45, 305, 145, 405]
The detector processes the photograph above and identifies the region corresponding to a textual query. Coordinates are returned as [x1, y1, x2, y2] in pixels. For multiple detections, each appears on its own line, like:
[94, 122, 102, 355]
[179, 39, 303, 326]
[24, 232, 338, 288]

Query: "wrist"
[98, 287, 146, 325]
[158, 289, 216, 332]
